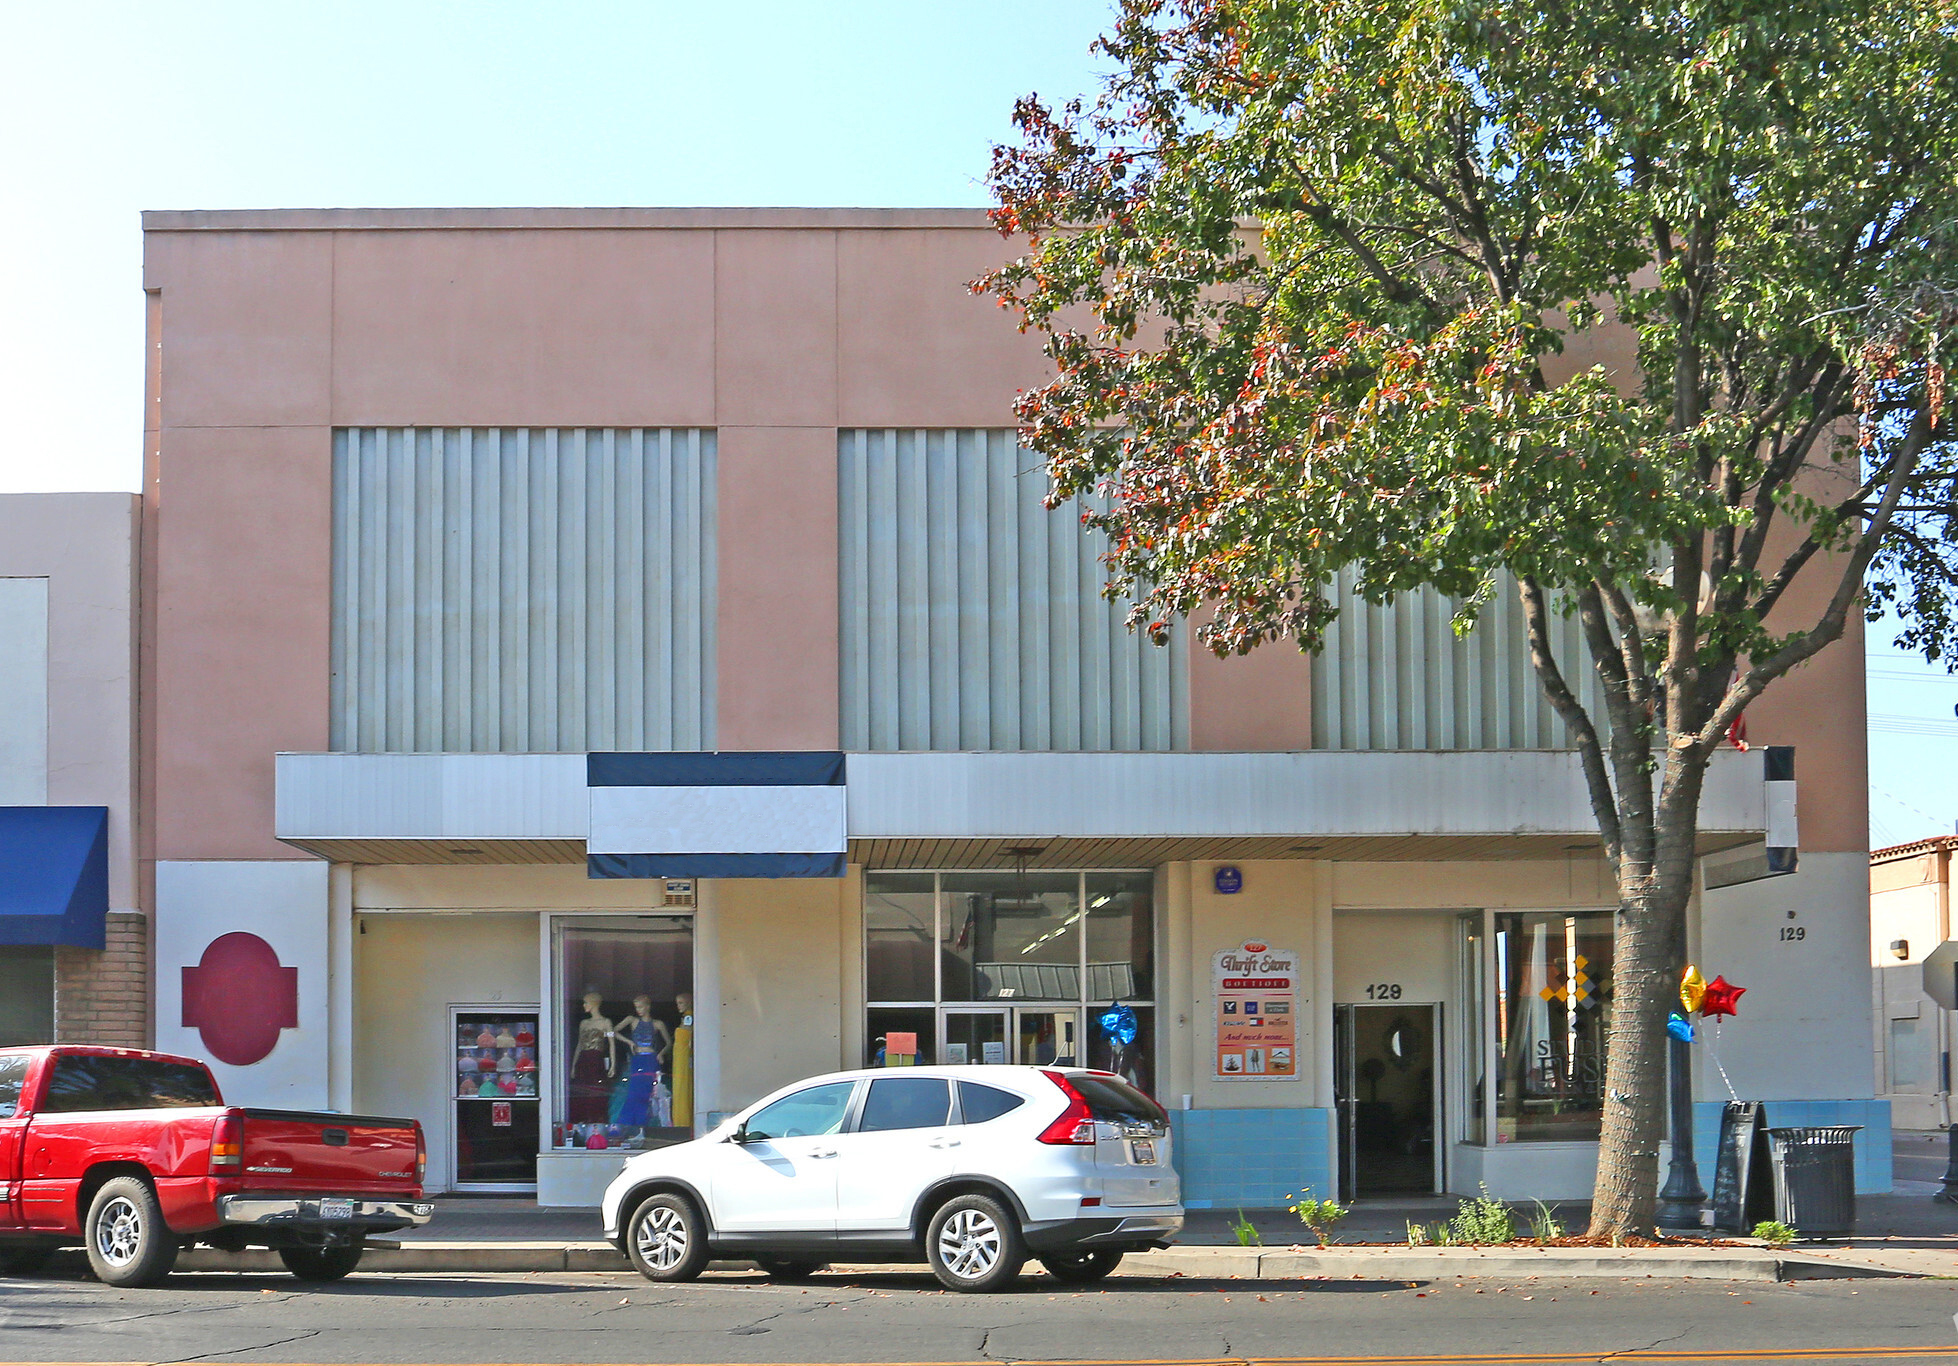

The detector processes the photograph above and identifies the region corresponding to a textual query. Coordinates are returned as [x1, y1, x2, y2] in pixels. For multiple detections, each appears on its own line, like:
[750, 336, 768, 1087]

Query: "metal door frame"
[450, 1001, 541, 1194]
[1333, 1002, 1445, 1200]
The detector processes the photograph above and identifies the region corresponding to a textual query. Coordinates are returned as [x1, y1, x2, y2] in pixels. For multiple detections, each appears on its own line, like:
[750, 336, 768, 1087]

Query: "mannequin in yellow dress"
[671, 991, 694, 1129]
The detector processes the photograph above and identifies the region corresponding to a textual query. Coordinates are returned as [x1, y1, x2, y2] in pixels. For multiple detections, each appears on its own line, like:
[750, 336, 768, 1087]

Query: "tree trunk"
[1588, 761, 1707, 1238]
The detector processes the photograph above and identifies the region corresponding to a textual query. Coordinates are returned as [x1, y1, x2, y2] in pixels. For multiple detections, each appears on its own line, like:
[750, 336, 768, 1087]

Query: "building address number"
[1364, 982, 1404, 1000]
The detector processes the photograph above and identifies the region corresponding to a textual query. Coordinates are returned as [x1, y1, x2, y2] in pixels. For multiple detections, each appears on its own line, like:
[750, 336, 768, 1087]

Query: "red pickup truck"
[0, 1045, 431, 1287]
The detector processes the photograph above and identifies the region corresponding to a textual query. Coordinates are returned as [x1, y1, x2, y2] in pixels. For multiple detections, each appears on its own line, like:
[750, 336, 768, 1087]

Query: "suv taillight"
[1036, 1070, 1097, 1145]
[209, 1113, 243, 1173]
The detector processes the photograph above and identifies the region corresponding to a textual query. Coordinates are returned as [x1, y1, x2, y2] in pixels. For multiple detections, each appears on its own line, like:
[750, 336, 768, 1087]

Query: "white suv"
[600, 1065, 1181, 1292]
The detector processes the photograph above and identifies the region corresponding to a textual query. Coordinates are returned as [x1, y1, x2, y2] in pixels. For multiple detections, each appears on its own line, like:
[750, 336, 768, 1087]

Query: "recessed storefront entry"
[1335, 1003, 1441, 1198]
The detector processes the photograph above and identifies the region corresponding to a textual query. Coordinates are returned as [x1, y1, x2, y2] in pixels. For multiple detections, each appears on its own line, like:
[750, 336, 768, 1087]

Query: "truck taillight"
[415, 1124, 426, 1183]
[209, 1113, 243, 1172]
[1035, 1070, 1097, 1145]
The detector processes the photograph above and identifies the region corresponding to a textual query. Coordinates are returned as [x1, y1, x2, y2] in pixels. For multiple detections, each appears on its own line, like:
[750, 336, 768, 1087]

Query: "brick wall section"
[55, 912, 150, 1047]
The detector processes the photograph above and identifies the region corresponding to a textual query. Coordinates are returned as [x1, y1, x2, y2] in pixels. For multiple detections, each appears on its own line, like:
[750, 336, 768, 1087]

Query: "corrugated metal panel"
[1311, 570, 1607, 750]
[330, 428, 715, 753]
[838, 430, 1187, 752]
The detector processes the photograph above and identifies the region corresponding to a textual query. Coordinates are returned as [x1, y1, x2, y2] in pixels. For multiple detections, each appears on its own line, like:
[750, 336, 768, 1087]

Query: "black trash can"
[1766, 1126, 1861, 1239]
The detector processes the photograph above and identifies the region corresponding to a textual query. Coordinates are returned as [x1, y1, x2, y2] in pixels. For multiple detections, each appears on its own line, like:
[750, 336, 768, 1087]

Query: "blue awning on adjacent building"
[0, 807, 109, 949]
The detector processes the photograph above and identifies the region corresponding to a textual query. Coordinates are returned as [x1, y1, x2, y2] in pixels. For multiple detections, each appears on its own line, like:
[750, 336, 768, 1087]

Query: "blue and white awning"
[586, 752, 847, 879]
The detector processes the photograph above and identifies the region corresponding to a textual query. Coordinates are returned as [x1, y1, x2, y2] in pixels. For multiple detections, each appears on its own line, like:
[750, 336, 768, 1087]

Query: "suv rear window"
[43, 1055, 218, 1112]
[1067, 1073, 1165, 1124]
[956, 1081, 1025, 1124]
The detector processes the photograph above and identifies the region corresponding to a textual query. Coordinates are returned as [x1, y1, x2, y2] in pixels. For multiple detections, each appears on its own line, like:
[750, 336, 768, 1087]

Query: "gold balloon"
[1680, 965, 1707, 1014]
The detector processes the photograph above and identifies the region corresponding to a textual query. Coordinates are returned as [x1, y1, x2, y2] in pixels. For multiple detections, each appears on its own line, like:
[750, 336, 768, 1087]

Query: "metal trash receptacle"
[1766, 1126, 1861, 1239]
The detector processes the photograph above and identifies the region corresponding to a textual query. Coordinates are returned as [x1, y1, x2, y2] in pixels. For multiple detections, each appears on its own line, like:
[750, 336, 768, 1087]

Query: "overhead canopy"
[0, 807, 109, 948]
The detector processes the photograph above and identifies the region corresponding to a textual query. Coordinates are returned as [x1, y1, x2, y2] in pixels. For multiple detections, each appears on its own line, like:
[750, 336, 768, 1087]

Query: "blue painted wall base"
[1690, 1098, 1893, 1194]
[1169, 1108, 1337, 1209]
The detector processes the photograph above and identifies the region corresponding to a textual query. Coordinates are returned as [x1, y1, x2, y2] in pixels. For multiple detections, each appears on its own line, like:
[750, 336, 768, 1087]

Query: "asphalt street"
[0, 1262, 1954, 1366]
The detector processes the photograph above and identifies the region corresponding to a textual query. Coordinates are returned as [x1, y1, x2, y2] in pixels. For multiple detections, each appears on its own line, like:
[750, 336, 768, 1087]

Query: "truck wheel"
[279, 1245, 364, 1282]
[85, 1177, 179, 1288]
[624, 1193, 709, 1282]
[926, 1193, 1026, 1293]
[1038, 1249, 1124, 1283]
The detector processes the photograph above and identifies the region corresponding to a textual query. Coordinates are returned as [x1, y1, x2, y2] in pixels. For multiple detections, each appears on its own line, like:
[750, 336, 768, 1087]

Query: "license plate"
[1130, 1140, 1156, 1165]
[319, 1199, 354, 1220]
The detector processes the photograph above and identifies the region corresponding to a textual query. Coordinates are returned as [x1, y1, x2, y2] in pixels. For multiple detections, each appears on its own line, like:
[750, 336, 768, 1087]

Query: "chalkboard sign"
[1710, 1101, 1773, 1232]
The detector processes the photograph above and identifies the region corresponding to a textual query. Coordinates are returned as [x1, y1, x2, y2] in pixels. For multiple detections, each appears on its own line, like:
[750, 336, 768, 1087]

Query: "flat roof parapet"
[140, 206, 996, 233]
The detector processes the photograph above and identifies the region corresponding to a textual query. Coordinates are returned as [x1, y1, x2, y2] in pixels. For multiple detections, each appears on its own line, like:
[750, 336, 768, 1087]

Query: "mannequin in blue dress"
[609, 995, 671, 1129]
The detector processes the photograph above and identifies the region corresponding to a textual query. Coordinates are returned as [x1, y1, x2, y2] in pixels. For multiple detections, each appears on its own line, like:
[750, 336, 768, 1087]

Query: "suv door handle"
[808, 1147, 838, 1159]
[929, 1136, 962, 1149]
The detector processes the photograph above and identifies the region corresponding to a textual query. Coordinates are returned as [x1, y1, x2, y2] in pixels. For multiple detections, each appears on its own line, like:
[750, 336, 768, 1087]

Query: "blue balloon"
[1099, 1002, 1138, 1046]
[1666, 1012, 1696, 1043]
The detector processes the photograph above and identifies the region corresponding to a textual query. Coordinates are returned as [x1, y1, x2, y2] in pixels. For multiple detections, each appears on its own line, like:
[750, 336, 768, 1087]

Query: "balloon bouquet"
[1098, 1002, 1141, 1087]
[1669, 965, 1747, 1097]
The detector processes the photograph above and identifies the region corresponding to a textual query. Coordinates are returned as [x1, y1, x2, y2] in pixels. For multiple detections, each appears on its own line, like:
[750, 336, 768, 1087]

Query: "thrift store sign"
[1213, 941, 1299, 1079]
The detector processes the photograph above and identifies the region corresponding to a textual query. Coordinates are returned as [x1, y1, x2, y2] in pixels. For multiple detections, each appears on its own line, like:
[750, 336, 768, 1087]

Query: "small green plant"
[1405, 1220, 1429, 1247]
[1527, 1200, 1565, 1243]
[1447, 1185, 1517, 1245]
[1229, 1208, 1263, 1247]
[1286, 1190, 1349, 1247]
[1752, 1220, 1797, 1247]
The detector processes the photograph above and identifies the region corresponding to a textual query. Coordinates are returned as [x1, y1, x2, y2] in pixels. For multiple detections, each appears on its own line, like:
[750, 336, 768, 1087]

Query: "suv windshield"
[1067, 1073, 1165, 1125]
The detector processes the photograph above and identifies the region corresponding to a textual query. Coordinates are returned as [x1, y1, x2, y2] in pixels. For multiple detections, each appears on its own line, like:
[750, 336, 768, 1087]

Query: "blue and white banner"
[586, 752, 847, 879]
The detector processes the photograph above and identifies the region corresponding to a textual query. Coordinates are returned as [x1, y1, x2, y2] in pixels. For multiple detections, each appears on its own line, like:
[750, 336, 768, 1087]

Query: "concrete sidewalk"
[168, 1190, 1953, 1281]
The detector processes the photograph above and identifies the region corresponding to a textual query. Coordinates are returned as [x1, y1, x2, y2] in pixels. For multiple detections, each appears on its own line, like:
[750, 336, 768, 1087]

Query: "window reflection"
[1493, 911, 1614, 1142]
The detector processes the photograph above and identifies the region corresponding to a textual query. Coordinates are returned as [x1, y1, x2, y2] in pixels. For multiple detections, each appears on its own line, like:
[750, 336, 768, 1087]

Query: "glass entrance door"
[1334, 1003, 1440, 1198]
[940, 1008, 1084, 1067]
[943, 1010, 1008, 1066]
[452, 1006, 540, 1192]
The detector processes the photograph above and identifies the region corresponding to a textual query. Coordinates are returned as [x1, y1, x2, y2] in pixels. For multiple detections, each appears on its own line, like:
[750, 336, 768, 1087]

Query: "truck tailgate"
[237, 1109, 420, 1196]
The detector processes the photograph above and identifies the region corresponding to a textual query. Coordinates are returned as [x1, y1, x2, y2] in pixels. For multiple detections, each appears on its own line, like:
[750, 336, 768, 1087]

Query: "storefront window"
[0, 947, 53, 1047]
[1492, 911, 1614, 1142]
[552, 916, 693, 1153]
[940, 872, 1081, 1001]
[863, 871, 1159, 1096]
[1459, 914, 1485, 1145]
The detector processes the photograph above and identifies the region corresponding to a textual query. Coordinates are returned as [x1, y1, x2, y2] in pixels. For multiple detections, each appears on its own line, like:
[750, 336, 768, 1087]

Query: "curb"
[173, 1242, 1912, 1281]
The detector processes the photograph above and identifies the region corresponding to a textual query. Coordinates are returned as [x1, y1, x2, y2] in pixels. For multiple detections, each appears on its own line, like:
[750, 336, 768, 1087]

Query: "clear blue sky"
[1, 1, 1949, 844]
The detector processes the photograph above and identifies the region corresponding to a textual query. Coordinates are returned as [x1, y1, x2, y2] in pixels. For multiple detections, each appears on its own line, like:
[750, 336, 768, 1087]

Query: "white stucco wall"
[154, 859, 331, 1107]
[0, 577, 49, 805]
[353, 912, 539, 1192]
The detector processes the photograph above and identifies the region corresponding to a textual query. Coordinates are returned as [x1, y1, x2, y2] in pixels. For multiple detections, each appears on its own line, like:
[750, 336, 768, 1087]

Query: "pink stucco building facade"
[132, 208, 1882, 1206]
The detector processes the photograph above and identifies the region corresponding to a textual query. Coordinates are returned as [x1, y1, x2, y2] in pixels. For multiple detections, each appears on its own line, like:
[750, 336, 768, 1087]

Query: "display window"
[863, 871, 1157, 1097]
[452, 1006, 540, 1190]
[1456, 909, 1615, 1143]
[550, 915, 694, 1153]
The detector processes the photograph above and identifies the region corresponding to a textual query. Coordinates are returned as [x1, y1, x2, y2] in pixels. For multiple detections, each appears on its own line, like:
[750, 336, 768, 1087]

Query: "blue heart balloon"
[1099, 1002, 1138, 1046]
[1666, 1012, 1696, 1043]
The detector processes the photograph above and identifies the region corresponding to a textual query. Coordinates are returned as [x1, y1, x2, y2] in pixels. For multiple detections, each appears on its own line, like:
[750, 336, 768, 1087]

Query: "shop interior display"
[557, 987, 694, 1151]
[453, 1009, 541, 1188]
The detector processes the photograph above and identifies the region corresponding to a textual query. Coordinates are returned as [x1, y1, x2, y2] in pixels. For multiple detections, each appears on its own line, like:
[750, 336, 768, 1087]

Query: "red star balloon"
[1701, 975, 1746, 1019]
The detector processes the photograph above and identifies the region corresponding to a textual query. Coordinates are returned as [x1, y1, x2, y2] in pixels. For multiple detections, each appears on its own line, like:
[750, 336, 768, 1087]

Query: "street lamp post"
[1656, 1030, 1707, 1228]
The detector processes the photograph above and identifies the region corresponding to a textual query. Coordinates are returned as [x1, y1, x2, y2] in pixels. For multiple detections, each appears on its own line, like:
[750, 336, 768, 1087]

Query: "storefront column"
[328, 863, 353, 1113]
[1162, 862, 1196, 1107]
[1312, 866, 1335, 1111]
[693, 878, 722, 1129]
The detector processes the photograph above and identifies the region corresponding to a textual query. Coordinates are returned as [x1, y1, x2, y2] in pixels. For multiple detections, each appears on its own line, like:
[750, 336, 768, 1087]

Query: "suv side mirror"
[729, 1122, 751, 1144]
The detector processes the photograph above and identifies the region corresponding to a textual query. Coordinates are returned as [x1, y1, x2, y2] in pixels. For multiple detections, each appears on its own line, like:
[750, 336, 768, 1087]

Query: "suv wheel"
[625, 1193, 710, 1282]
[85, 1177, 179, 1288]
[280, 1245, 364, 1281]
[1039, 1249, 1124, 1283]
[926, 1193, 1025, 1293]
[754, 1257, 826, 1281]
